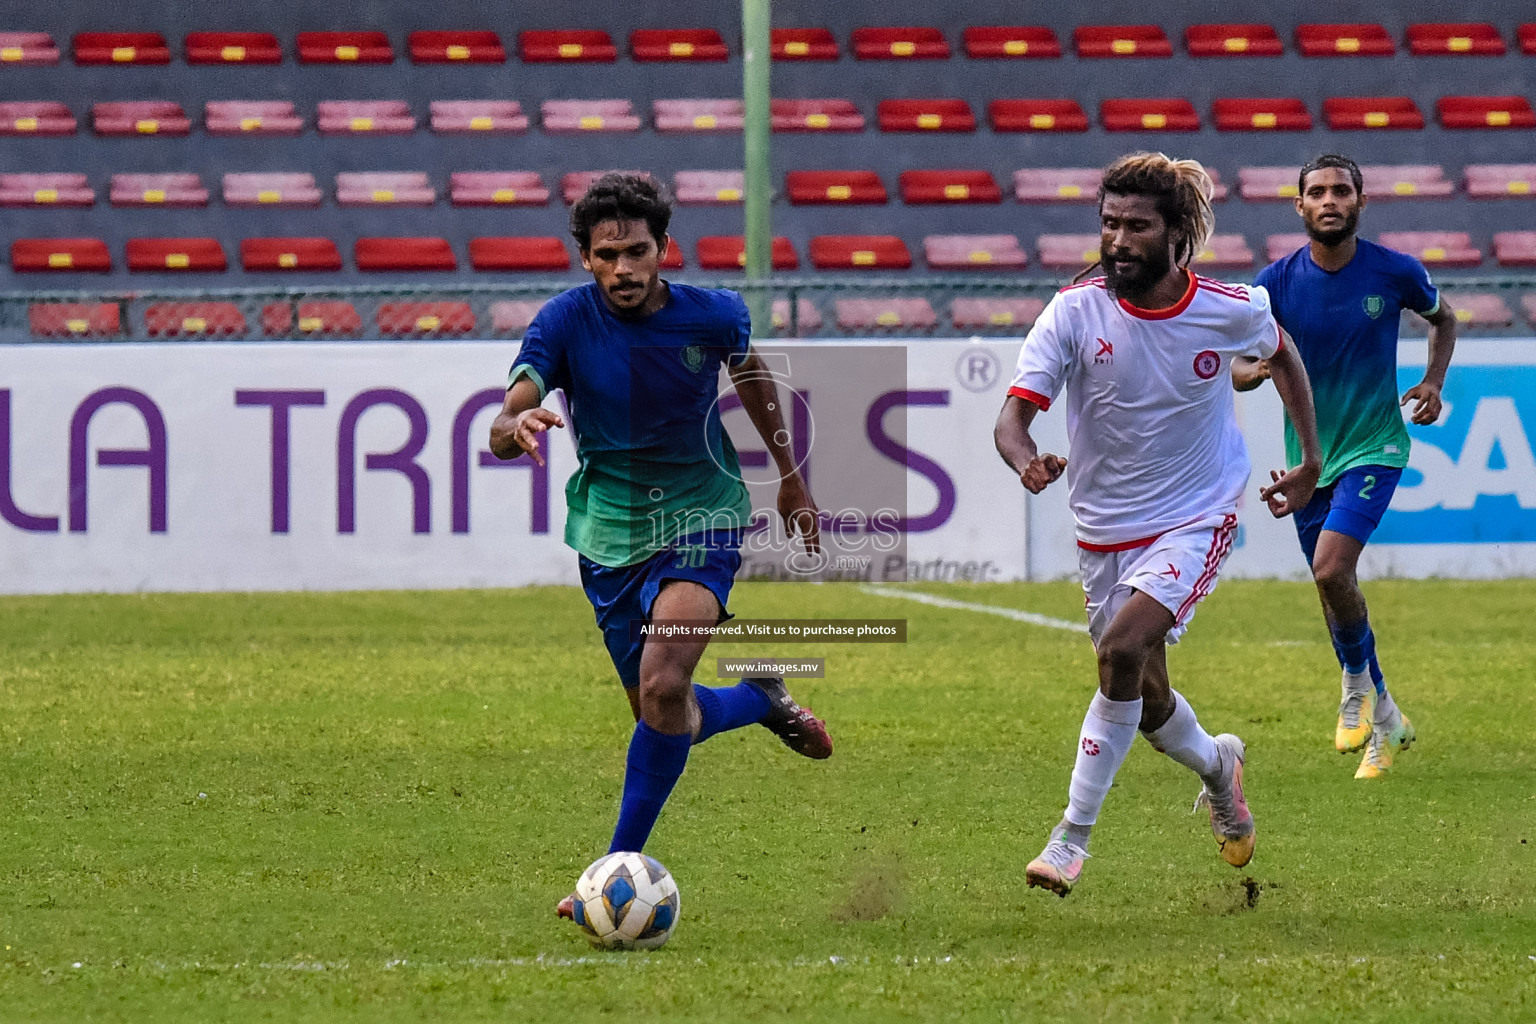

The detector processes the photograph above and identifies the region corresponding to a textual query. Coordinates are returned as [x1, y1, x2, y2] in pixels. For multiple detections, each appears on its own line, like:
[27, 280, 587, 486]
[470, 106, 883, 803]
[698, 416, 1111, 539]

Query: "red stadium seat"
[73, 32, 169, 65]
[1493, 232, 1536, 266]
[1323, 97, 1423, 130]
[630, 29, 728, 62]
[241, 237, 342, 271]
[770, 99, 863, 132]
[1378, 231, 1483, 267]
[924, 234, 1027, 269]
[430, 100, 528, 134]
[0, 33, 60, 65]
[223, 172, 322, 207]
[1100, 98, 1199, 132]
[292, 301, 363, 336]
[951, 298, 1046, 331]
[1407, 23, 1504, 56]
[376, 302, 476, 337]
[654, 99, 743, 133]
[1074, 25, 1172, 58]
[696, 236, 799, 270]
[355, 237, 456, 271]
[542, 100, 640, 133]
[835, 298, 937, 332]
[336, 172, 435, 206]
[1437, 96, 1536, 129]
[205, 100, 303, 136]
[1522, 25, 1536, 55]
[297, 31, 392, 64]
[127, 237, 227, 272]
[1360, 165, 1454, 199]
[1441, 291, 1514, 327]
[877, 99, 975, 132]
[1185, 24, 1283, 56]
[93, 101, 191, 136]
[0, 101, 76, 136]
[1266, 234, 1309, 262]
[185, 32, 282, 64]
[963, 26, 1061, 59]
[316, 100, 415, 135]
[1014, 168, 1101, 203]
[850, 27, 949, 60]
[1296, 23, 1394, 56]
[29, 302, 120, 337]
[450, 171, 550, 206]
[519, 30, 616, 63]
[560, 170, 648, 204]
[1192, 234, 1255, 269]
[144, 302, 247, 338]
[110, 173, 208, 207]
[0, 173, 94, 207]
[1212, 98, 1312, 131]
[989, 99, 1089, 133]
[771, 298, 824, 336]
[408, 30, 505, 63]
[12, 237, 111, 272]
[1465, 164, 1536, 198]
[771, 28, 838, 61]
[659, 241, 684, 269]
[489, 300, 547, 335]
[809, 235, 911, 269]
[1241, 167, 1301, 200]
[1037, 234, 1103, 270]
[785, 170, 887, 205]
[673, 170, 745, 205]
[469, 237, 572, 271]
[900, 170, 1001, 204]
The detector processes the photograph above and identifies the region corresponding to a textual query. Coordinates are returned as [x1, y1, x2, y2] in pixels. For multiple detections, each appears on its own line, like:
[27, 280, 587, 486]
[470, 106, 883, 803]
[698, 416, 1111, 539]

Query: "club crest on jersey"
[1094, 338, 1113, 365]
[1192, 349, 1221, 380]
[1363, 295, 1385, 319]
[680, 344, 705, 372]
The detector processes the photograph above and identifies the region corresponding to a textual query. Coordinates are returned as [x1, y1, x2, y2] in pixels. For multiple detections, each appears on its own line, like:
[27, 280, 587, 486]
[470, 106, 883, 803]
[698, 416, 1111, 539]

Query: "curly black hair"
[569, 172, 673, 250]
[1298, 154, 1364, 197]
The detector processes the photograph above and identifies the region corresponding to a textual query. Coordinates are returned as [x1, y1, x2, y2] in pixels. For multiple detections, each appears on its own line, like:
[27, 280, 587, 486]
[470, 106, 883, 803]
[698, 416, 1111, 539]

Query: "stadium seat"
[110, 173, 208, 207]
[0, 101, 76, 136]
[809, 235, 911, 269]
[1323, 97, 1423, 130]
[1493, 232, 1536, 266]
[450, 171, 550, 206]
[73, 32, 169, 64]
[11, 237, 111, 272]
[1266, 233, 1309, 261]
[143, 302, 247, 338]
[469, 236, 572, 271]
[1212, 98, 1312, 131]
[376, 302, 477, 337]
[430, 100, 527, 134]
[1100, 98, 1199, 132]
[674, 171, 745, 205]
[630, 29, 728, 61]
[989, 99, 1089, 132]
[696, 236, 799, 270]
[28, 302, 120, 337]
[290, 300, 363, 336]
[660, 240, 685, 269]
[1185, 24, 1284, 56]
[923, 234, 1027, 269]
[355, 237, 456, 271]
[1241, 166, 1301, 200]
[205, 100, 303, 136]
[877, 99, 976, 132]
[962, 26, 1061, 58]
[851, 27, 949, 59]
[489, 300, 547, 335]
[1014, 168, 1101, 203]
[335, 171, 435, 206]
[223, 172, 322, 207]
[1441, 291, 1514, 327]
[1192, 234, 1256, 268]
[1296, 23, 1394, 56]
[770, 99, 864, 132]
[0, 32, 61, 65]
[1465, 164, 1536, 197]
[785, 170, 887, 204]
[771, 298, 823, 336]
[519, 30, 616, 63]
[1523, 293, 1536, 328]
[0, 173, 94, 207]
[296, 31, 393, 64]
[951, 297, 1046, 331]
[127, 237, 227, 272]
[1037, 234, 1103, 270]
[1522, 24, 1536, 55]
[185, 32, 282, 64]
[542, 99, 640, 133]
[560, 170, 647, 204]
[900, 170, 1001, 204]
[771, 28, 838, 60]
[654, 99, 743, 133]
[1406, 23, 1504, 56]
[1073, 25, 1172, 58]
[240, 237, 343, 271]
[1360, 164, 1454, 199]
[835, 298, 937, 332]
[1437, 96, 1536, 129]
[1207, 170, 1231, 201]
[92, 101, 191, 136]
[409, 30, 505, 63]
[317, 100, 415, 135]
[1378, 231, 1483, 266]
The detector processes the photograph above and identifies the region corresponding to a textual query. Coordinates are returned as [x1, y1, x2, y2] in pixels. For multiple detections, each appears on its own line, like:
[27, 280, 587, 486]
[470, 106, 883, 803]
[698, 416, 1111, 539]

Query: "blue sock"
[692, 682, 771, 745]
[1330, 617, 1372, 675]
[609, 722, 691, 854]
[1367, 653, 1386, 695]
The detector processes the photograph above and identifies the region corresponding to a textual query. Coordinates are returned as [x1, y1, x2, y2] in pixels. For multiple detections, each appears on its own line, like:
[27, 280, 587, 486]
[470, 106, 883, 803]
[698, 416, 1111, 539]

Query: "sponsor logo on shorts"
[1159, 562, 1182, 579]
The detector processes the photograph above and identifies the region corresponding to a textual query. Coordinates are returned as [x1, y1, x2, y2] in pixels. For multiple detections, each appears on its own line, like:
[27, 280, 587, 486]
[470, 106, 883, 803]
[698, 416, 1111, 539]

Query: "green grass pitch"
[1, 580, 1532, 1022]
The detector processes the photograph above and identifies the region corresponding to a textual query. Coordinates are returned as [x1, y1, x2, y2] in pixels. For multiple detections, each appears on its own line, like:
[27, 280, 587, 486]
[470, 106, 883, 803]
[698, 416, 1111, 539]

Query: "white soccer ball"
[571, 851, 681, 950]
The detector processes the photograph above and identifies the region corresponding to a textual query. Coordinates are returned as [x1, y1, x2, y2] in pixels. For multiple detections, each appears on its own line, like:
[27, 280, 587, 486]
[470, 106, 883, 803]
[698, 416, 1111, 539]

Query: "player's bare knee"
[1311, 557, 1356, 597]
[1096, 640, 1149, 699]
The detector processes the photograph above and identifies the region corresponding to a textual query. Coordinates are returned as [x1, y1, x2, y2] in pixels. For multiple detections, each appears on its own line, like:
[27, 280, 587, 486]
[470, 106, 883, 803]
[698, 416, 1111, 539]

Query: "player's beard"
[1101, 244, 1171, 298]
[1305, 207, 1359, 247]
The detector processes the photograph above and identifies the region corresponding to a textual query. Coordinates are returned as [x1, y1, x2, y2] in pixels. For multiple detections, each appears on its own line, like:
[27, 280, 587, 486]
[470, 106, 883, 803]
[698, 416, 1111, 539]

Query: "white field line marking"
[857, 585, 1089, 634]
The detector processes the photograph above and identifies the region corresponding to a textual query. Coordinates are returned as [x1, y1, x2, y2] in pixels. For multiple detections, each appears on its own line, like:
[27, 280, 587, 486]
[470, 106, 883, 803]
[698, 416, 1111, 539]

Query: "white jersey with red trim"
[1009, 273, 1283, 549]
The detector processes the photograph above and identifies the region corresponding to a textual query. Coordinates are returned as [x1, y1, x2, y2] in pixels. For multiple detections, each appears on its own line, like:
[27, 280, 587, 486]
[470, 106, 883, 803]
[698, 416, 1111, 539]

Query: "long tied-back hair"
[1073, 152, 1217, 284]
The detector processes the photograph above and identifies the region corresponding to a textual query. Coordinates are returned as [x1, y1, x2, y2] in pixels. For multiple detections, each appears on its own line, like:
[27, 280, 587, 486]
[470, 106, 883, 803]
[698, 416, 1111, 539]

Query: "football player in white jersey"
[994, 152, 1324, 896]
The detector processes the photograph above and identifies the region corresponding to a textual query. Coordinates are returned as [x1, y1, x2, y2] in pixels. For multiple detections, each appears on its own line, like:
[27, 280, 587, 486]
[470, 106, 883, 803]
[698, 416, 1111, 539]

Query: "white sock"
[1064, 692, 1142, 826]
[1141, 690, 1221, 780]
[1374, 689, 1399, 727]
[1342, 668, 1372, 697]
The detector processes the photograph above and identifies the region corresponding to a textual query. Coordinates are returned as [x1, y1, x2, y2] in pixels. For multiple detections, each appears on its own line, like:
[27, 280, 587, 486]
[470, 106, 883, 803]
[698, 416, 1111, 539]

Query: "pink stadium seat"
[1212, 98, 1312, 131]
[143, 302, 248, 338]
[674, 170, 745, 205]
[1360, 165, 1454, 199]
[73, 32, 169, 65]
[1241, 167, 1301, 200]
[696, 236, 799, 270]
[654, 99, 744, 133]
[989, 99, 1089, 132]
[630, 29, 728, 62]
[1441, 291, 1514, 328]
[1015, 168, 1102, 203]
[1192, 234, 1256, 269]
[223, 173, 322, 207]
[430, 100, 528, 134]
[0, 101, 76, 136]
[851, 27, 949, 60]
[185, 32, 282, 64]
[29, 302, 120, 337]
[1378, 231, 1483, 267]
[519, 30, 616, 63]
[409, 30, 505, 63]
[1297, 23, 1394, 56]
[951, 298, 1047, 331]
[336, 172, 435, 206]
[1185, 24, 1284, 56]
[109, 173, 208, 207]
[1436, 96, 1536, 129]
[786, 170, 887, 204]
[241, 237, 343, 271]
[771, 298, 824, 336]
[126, 237, 227, 272]
[877, 99, 976, 132]
[1266, 233, 1310, 262]
[93, 101, 191, 136]
[542, 99, 640, 133]
[1074, 24, 1172, 58]
[770, 99, 864, 132]
[0, 173, 94, 207]
[1523, 294, 1536, 328]
[1407, 23, 1505, 56]
[376, 302, 477, 337]
[355, 237, 456, 271]
[1465, 164, 1536, 198]
[809, 235, 911, 269]
[205, 101, 303, 136]
[560, 170, 648, 205]
[469, 237, 572, 271]
[923, 234, 1027, 269]
[900, 170, 1001, 204]
[0, 33, 61, 65]
[450, 172, 550, 206]
[316, 100, 415, 135]
[1037, 234, 1103, 270]
[963, 26, 1061, 59]
[12, 237, 111, 272]
[1323, 97, 1423, 130]
[1100, 98, 1199, 131]
[1493, 232, 1536, 266]
[490, 300, 547, 335]
[297, 31, 393, 64]
[835, 298, 937, 332]
[770, 28, 838, 61]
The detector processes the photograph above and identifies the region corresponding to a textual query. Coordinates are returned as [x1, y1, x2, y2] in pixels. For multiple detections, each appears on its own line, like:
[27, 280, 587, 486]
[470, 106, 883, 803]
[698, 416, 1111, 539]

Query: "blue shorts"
[1293, 465, 1402, 565]
[578, 530, 742, 689]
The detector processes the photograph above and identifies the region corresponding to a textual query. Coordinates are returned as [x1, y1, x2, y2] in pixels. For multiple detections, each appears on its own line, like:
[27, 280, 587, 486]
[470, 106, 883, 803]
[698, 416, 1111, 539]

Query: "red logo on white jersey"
[1094, 338, 1114, 365]
[1193, 349, 1221, 380]
[1081, 738, 1100, 756]
[1160, 563, 1182, 579]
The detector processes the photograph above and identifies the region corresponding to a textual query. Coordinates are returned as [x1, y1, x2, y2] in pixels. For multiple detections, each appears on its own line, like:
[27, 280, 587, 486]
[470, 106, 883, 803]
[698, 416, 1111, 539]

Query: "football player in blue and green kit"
[1235, 154, 1457, 779]
[488, 174, 832, 919]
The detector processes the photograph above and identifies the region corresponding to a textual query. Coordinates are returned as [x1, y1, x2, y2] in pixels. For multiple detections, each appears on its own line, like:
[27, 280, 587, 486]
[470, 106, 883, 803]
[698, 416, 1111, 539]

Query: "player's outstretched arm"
[1258, 338, 1322, 517]
[728, 350, 820, 554]
[994, 394, 1066, 494]
[488, 377, 565, 466]
[1230, 356, 1271, 392]
[1402, 300, 1458, 425]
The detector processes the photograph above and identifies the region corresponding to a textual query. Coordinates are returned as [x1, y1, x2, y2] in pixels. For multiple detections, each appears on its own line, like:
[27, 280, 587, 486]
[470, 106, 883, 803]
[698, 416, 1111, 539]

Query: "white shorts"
[1078, 513, 1238, 647]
